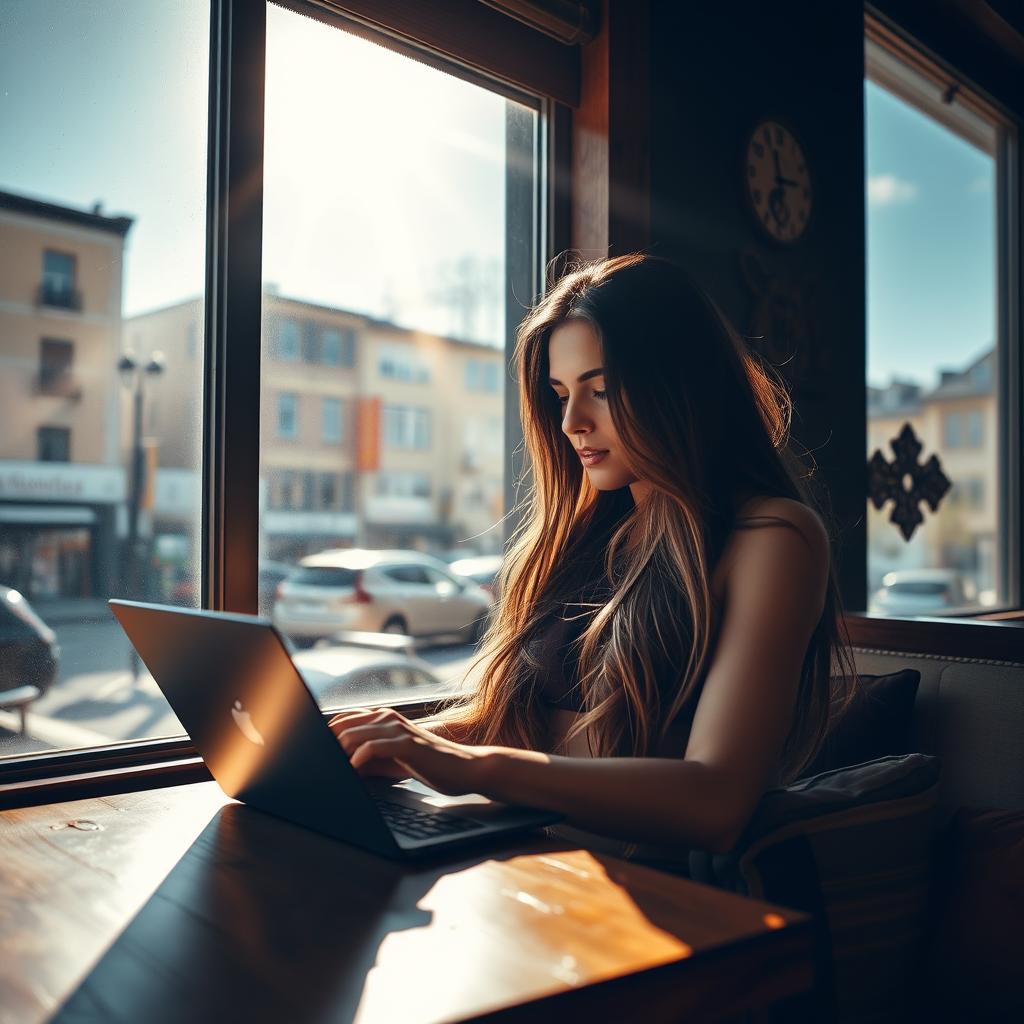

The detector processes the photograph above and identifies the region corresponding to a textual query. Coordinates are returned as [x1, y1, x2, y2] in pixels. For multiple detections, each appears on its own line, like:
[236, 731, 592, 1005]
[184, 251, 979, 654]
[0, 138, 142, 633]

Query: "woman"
[329, 253, 854, 864]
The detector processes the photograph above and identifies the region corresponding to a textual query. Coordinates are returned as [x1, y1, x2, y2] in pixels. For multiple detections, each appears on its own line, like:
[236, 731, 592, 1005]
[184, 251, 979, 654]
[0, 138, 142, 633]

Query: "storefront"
[0, 462, 124, 600]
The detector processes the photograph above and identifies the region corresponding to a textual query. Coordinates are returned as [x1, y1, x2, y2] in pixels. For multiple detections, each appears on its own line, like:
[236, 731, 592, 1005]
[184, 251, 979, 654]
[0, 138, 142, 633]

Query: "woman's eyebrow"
[548, 367, 605, 385]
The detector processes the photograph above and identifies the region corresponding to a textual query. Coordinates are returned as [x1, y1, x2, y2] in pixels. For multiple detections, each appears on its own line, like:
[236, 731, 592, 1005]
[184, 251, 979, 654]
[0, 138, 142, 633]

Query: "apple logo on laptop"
[231, 700, 265, 746]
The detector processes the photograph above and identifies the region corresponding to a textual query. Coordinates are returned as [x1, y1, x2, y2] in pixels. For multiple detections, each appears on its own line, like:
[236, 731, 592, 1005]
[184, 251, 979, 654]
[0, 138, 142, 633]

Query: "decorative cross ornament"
[867, 422, 952, 542]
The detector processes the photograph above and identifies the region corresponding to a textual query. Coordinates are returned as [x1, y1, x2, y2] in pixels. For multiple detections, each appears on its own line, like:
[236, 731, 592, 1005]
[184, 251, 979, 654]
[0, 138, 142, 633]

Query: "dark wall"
[648, 0, 868, 609]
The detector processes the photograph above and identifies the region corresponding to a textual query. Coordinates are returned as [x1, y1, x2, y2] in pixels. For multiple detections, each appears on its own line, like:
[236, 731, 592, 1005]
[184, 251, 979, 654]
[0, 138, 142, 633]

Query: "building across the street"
[0, 190, 132, 600]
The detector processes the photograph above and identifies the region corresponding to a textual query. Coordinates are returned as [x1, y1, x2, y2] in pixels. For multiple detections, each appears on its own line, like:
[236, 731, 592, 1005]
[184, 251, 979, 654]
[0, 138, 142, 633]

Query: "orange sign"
[356, 397, 381, 472]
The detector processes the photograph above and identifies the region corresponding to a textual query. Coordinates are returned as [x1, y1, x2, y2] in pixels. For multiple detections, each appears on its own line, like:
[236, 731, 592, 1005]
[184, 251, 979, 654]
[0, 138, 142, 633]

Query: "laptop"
[109, 600, 561, 860]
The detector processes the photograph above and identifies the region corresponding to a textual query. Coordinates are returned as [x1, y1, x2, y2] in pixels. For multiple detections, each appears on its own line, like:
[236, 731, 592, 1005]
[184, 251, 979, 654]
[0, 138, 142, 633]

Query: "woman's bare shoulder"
[713, 496, 829, 601]
[736, 496, 829, 549]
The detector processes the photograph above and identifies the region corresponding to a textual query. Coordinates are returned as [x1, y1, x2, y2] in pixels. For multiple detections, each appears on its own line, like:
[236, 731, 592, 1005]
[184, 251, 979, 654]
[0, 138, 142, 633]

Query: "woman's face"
[548, 320, 647, 497]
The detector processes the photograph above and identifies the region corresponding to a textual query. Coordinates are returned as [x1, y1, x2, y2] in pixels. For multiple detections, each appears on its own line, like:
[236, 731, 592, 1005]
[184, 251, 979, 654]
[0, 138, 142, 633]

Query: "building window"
[41, 249, 78, 309]
[943, 411, 962, 450]
[465, 358, 500, 393]
[379, 344, 430, 383]
[340, 471, 355, 512]
[865, 22, 1013, 612]
[277, 319, 299, 361]
[321, 327, 357, 367]
[320, 472, 338, 510]
[302, 471, 316, 510]
[301, 321, 319, 362]
[382, 405, 431, 450]
[277, 393, 298, 439]
[966, 409, 984, 448]
[38, 338, 74, 394]
[322, 397, 343, 443]
[376, 471, 431, 497]
[37, 426, 70, 462]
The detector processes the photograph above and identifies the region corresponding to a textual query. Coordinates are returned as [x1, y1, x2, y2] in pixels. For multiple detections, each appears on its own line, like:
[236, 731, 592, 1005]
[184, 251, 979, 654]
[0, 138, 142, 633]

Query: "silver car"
[273, 548, 494, 645]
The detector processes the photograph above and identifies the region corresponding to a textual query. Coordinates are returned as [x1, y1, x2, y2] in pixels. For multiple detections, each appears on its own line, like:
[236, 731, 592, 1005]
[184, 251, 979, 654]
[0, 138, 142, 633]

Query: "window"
[322, 397, 343, 444]
[943, 412, 962, 449]
[257, 5, 537, 664]
[37, 426, 70, 462]
[375, 471, 431, 498]
[382, 405, 431, 450]
[38, 339, 74, 393]
[464, 357, 501, 393]
[966, 409, 984, 448]
[320, 473, 337, 510]
[865, 26, 1014, 614]
[278, 319, 299, 361]
[378, 343, 430, 383]
[41, 249, 77, 309]
[301, 321, 319, 362]
[277, 393, 298, 438]
[0, 0, 209, 761]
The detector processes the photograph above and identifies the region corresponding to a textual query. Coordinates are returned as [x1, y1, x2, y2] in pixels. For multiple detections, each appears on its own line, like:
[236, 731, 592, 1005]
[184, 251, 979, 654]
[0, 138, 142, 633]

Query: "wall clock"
[744, 119, 812, 244]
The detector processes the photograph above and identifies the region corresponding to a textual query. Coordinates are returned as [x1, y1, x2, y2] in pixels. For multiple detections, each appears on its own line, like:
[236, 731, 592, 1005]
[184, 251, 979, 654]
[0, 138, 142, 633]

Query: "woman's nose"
[561, 396, 591, 436]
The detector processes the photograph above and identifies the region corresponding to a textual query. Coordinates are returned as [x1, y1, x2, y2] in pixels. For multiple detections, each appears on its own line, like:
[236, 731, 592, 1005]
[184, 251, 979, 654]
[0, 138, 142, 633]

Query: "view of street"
[0, 611, 480, 758]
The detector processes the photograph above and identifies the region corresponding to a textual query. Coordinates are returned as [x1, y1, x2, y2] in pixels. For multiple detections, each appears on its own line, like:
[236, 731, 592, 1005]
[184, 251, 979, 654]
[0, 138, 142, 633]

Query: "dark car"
[0, 585, 60, 698]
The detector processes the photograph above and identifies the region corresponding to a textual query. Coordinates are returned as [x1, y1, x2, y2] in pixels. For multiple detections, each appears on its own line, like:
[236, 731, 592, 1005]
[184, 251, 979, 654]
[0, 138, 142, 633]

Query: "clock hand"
[772, 148, 782, 177]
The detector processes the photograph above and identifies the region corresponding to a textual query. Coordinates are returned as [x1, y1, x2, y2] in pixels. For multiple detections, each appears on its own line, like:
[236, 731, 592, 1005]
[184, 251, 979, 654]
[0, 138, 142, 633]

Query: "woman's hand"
[327, 707, 495, 796]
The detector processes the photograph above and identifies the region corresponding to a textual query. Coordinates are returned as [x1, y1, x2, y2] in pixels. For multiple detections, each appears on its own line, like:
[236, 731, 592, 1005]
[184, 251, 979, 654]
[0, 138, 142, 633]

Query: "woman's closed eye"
[555, 389, 607, 404]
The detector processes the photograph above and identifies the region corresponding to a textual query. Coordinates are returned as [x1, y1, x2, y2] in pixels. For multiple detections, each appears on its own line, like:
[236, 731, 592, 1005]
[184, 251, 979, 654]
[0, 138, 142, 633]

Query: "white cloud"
[867, 174, 919, 206]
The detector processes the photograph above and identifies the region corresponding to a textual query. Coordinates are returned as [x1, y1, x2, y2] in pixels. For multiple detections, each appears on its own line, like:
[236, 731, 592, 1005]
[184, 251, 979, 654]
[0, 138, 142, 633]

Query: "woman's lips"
[578, 450, 608, 466]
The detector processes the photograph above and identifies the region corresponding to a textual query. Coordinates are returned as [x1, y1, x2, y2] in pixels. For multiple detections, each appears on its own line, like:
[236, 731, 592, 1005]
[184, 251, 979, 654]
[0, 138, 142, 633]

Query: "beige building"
[867, 349, 997, 595]
[0, 190, 132, 599]
[128, 292, 505, 568]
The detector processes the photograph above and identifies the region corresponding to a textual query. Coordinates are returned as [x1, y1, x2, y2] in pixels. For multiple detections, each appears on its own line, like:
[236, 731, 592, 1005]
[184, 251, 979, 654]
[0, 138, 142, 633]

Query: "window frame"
[864, 10, 1022, 615]
[0, 0, 555, 801]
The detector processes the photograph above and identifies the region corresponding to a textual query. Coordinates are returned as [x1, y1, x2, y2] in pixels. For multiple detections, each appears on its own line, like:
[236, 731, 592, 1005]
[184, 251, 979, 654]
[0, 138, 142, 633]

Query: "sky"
[865, 80, 996, 390]
[0, 2, 998, 377]
[0, 0, 512, 345]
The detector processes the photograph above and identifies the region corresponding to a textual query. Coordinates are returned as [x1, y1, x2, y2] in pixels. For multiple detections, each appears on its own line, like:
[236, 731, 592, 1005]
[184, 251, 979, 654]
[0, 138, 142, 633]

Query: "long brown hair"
[438, 253, 855, 782]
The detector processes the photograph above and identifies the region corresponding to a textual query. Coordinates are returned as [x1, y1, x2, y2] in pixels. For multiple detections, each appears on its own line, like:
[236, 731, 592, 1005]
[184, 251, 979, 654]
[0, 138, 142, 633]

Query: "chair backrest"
[846, 616, 1024, 814]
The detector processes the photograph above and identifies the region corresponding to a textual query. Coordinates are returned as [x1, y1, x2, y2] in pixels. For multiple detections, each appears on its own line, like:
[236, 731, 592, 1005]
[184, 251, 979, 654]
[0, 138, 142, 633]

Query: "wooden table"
[0, 783, 813, 1023]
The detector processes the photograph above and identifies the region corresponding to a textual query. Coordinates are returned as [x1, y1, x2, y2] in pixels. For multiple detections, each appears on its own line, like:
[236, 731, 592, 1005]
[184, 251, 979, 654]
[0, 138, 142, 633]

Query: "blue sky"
[0, 3, 996, 376]
[865, 80, 996, 390]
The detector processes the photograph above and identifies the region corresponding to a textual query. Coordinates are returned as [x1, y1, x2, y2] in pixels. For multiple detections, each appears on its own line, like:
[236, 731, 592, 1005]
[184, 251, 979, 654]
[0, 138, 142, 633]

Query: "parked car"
[273, 548, 494, 645]
[449, 554, 503, 599]
[0, 585, 60, 698]
[868, 569, 973, 616]
[291, 644, 446, 707]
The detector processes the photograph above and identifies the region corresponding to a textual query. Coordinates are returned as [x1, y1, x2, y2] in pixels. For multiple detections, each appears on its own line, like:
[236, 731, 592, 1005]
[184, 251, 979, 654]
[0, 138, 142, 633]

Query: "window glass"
[257, 5, 537, 709]
[278, 318, 299, 361]
[322, 397, 343, 444]
[277, 393, 298, 439]
[0, 0, 209, 757]
[865, 36, 1008, 615]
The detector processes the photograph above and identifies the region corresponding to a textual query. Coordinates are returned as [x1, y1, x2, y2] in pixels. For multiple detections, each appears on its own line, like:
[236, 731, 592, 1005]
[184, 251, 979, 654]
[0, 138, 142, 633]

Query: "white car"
[273, 548, 494, 645]
[868, 569, 973, 616]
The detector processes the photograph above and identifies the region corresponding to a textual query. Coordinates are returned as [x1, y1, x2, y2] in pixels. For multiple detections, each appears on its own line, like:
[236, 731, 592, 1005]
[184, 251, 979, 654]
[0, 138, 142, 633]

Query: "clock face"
[745, 120, 812, 243]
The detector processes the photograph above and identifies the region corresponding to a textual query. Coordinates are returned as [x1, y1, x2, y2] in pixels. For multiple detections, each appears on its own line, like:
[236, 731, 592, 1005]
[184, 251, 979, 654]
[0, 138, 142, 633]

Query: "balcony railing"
[36, 283, 83, 312]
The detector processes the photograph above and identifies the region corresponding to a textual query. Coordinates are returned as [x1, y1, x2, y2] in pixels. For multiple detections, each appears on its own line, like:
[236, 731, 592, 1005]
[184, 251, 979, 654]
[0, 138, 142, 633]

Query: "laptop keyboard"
[374, 798, 481, 841]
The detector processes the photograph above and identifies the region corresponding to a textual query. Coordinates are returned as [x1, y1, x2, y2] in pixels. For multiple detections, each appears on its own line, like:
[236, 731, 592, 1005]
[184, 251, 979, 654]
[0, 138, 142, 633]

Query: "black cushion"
[801, 668, 921, 778]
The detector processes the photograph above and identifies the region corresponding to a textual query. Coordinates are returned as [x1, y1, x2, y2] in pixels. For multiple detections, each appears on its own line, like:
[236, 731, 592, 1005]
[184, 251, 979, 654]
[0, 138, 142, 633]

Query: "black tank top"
[528, 486, 715, 754]
[531, 486, 635, 713]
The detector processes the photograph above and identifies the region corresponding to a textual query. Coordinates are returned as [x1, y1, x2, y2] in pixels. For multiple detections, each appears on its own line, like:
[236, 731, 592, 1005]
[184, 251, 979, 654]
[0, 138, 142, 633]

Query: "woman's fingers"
[348, 734, 417, 771]
[327, 706, 406, 738]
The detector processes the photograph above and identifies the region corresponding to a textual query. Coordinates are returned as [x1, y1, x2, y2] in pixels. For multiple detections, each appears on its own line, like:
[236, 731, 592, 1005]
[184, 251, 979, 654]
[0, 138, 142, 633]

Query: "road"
[0, 618, 483, 758]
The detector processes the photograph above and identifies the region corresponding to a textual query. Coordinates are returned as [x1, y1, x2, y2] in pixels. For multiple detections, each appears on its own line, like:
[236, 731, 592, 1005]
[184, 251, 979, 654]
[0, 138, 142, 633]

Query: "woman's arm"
[331, 500, 829, 852]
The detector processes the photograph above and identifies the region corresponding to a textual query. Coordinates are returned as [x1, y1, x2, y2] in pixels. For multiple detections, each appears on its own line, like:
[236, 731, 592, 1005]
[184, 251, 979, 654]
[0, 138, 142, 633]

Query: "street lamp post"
[118, 351, 164, 675]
